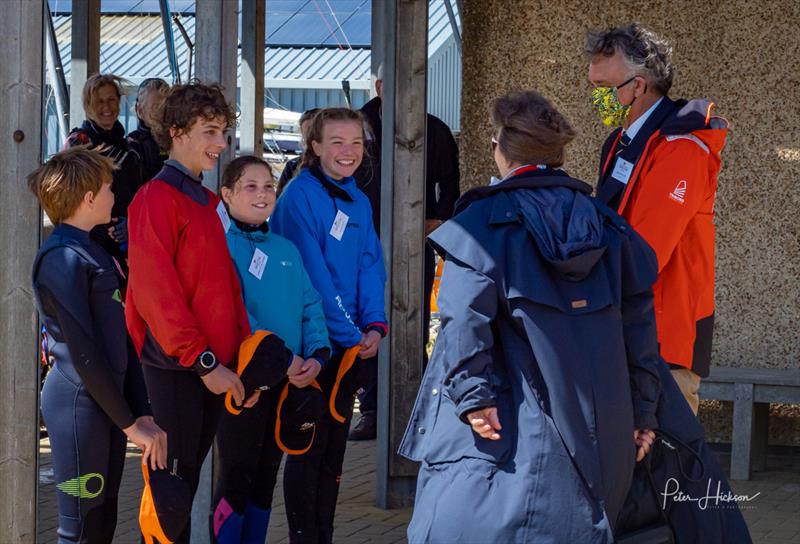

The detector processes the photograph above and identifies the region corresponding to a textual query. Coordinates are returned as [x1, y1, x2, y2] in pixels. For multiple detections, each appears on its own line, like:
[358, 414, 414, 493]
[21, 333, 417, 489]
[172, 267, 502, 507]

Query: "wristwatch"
[193, 350, 218, 376]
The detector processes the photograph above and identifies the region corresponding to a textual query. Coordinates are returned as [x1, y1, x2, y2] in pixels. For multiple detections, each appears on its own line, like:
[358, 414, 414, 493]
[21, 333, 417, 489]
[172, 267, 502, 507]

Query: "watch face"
[200, 352, 215, 368]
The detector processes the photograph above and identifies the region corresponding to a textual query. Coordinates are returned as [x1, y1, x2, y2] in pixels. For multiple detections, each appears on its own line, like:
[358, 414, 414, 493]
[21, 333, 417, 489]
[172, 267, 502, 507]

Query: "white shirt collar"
[489, 164, 547, 186]
[624, 97, 664, 142]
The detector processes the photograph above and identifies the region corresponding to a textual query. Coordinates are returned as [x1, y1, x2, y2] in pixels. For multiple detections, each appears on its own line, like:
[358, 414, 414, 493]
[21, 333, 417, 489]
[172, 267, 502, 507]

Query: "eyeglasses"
[616, 75, 637, 90]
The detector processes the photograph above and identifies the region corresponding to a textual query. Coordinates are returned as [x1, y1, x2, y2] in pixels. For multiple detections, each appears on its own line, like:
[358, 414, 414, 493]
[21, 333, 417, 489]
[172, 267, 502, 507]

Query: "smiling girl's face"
[221, 163, 276, 225]
[311, 120, 364, 180]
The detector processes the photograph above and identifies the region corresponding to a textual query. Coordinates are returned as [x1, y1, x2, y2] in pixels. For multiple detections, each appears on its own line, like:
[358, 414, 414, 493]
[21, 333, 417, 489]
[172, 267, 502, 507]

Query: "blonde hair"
[82, 73, 128, 113]
[27, 147, 117, 224]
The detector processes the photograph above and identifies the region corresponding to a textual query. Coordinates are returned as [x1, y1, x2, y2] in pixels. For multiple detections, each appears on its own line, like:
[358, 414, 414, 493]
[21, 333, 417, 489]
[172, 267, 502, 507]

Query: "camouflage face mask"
[591, 76, 637, 127]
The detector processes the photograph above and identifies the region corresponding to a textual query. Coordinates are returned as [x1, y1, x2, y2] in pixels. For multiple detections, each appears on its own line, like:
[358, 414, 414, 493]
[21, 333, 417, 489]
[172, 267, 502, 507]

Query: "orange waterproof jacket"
[597, 98, 728, 376]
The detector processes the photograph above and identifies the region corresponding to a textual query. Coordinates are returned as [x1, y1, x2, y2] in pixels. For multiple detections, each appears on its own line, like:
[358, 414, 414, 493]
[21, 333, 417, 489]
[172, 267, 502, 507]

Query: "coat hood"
[454, 168, 605, 281]
[514, 187, 607, 281]
[661, 98, 728, 156]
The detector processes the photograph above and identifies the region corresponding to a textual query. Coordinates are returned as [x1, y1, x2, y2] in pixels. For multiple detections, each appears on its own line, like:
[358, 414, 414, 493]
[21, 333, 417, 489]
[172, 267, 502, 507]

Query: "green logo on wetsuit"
[112, 289, 122, 304]
[56, 472, 105, 499]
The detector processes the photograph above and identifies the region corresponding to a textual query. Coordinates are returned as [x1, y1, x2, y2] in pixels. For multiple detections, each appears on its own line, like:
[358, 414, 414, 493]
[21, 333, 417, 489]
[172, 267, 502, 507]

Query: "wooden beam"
[194, 0, 238, 192]
[191, 3, 240, 539]
[0, 1, 45, 541]
[239, 0, 266, 156]
[376, 0, 428, 509]
[69, 0, 100, 128]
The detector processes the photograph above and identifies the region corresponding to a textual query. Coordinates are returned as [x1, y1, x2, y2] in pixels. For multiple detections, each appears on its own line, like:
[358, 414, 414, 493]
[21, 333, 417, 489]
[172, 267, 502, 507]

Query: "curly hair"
[152, 81, 237, 150]
[491, 91, 576, 168]
[586, 23, 674, 95]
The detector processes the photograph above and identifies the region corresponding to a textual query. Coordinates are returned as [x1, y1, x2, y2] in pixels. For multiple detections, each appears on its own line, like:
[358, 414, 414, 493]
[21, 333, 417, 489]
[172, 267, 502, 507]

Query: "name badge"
[216, 201, 231, 233]
[611, 157, 634, 185]
[329, 210, 349, 241]
[249, 248, 268, 280]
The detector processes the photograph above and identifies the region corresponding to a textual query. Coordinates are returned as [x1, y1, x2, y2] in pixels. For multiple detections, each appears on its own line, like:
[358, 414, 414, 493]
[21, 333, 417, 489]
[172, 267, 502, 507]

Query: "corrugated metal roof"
[52, 1, 458, 87]
[52, 14, 372, 86]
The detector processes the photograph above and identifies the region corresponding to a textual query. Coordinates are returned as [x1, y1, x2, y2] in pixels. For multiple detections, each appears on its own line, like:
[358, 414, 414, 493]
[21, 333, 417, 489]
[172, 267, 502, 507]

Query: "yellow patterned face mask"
[591, 76, 637, 127]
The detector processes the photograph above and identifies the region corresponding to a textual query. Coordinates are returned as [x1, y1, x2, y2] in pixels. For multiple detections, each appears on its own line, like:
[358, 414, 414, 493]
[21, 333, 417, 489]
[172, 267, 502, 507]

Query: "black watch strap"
[193, 350, 219, 376]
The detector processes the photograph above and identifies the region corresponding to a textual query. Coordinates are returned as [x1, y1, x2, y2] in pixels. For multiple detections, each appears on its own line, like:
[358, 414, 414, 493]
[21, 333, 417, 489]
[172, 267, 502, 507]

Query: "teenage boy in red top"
[126, 82, 258, 543]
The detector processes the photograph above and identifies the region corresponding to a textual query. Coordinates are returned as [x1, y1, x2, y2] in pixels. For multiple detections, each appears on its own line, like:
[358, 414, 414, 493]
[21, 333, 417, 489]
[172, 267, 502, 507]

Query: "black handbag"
[616, 450, 675, 543]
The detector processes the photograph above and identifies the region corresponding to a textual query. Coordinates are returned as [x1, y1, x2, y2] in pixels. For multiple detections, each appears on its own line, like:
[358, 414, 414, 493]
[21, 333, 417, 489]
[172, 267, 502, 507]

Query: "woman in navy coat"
[399, 91, 664, 543]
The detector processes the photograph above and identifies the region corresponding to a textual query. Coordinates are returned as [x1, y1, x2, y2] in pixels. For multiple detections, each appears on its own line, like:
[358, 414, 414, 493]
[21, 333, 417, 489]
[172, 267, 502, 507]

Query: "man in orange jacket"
[587, 23, 728, 414]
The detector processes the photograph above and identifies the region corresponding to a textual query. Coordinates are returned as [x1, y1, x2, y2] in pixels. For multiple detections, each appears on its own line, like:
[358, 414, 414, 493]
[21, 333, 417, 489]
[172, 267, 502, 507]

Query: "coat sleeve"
[625, 140, 712, 272]
[36, 249, 137, 430]
[437, 255, 500, 422]
[356, 213, 387, 330]
[619, 227, 663, 430]
[271, 190, 363, 348]
[128, 186, 208, 367]
[298, 254, 332, 360]
[428, 123, 461, 221]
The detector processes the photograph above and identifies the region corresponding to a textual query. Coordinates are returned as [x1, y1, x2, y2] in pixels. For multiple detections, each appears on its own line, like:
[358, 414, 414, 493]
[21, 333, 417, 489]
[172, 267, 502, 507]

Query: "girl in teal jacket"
[212, 155, 330, 544]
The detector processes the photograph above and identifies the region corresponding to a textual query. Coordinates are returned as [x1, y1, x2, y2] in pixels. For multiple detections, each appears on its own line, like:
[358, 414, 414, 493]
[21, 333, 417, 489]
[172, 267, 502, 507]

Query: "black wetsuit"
[127, 121, 167, 184]
[66, 120, 145, 274]
[33, 223, 149, 543]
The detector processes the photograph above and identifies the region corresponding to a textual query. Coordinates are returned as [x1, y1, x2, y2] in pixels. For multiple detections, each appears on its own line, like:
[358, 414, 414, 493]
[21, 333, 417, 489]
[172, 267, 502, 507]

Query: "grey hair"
[586, 23, 674, 95]
[136, 78, 168, 103]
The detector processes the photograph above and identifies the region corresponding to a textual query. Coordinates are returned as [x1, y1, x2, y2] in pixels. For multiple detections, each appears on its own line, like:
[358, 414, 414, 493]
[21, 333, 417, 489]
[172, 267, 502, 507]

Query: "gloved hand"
[109, 217, 128, 245]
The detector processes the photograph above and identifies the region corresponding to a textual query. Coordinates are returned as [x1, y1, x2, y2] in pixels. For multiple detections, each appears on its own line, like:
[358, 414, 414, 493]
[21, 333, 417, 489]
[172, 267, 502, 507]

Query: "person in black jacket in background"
[127, 78, 169, 183]
[349, 69, 461, 441]
[65, 73, 144, 276]
[276, 108, 321, 196]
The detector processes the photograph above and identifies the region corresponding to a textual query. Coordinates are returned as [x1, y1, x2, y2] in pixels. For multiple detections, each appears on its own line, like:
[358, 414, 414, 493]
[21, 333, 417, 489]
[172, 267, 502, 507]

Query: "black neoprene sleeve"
[37, 284, 137, 430]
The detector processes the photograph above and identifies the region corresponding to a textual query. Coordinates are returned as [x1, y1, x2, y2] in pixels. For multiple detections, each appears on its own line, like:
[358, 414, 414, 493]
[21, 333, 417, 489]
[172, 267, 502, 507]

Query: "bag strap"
[655, 428, 707, 482]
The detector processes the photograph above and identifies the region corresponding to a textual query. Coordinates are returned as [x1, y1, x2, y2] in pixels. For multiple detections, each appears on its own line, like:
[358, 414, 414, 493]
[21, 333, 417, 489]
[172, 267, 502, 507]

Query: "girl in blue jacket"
[270, 107, 388, 544]
[213, 155, 331, 544]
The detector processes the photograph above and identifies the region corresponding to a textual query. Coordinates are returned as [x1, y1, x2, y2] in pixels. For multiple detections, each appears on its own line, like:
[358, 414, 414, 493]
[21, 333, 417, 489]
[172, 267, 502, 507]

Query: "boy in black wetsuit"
[29, 147, 167, 543]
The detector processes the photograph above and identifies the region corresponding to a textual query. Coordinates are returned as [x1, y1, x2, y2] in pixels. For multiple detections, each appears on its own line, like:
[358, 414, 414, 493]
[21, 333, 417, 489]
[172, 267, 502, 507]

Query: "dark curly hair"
[586, 23, 674, 95]
[491, 91, 576, 168]
[152, 81, 237, 150]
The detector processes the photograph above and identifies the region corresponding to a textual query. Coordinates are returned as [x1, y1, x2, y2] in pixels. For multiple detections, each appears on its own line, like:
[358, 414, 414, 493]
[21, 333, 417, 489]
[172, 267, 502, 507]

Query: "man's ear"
[169, 126, 181, 140]
[83, 189, 95, 208]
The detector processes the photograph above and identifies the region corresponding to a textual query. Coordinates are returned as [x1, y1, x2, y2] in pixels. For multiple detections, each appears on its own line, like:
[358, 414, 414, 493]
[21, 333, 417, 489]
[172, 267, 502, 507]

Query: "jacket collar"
[309, 164, 356, 202]
[80, 118, 126, 145]
[231, 217, 269, 236]
[454, 167, 591, 215]
[154, 162, 209, 205]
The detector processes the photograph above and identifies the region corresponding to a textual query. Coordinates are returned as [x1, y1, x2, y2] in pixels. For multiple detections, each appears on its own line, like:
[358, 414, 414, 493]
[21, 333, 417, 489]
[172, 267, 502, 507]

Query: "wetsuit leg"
[143, 365, 223, 544]
[212, 383, 281, 543]
[42, 365, 126, 543]
[242, 387, 284, 543]
[284, 353, 357, 544]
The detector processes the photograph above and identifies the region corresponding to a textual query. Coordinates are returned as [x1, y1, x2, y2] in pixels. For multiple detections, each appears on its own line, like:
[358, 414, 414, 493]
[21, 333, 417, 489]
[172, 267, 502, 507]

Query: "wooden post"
[194, 0, 238, 192]
[191, 3, 239, 540]
[69, 0, 100, 128]
[0, 1, 45, 541]
[376, 0, 428, 509]
[240, 0, 265, 156]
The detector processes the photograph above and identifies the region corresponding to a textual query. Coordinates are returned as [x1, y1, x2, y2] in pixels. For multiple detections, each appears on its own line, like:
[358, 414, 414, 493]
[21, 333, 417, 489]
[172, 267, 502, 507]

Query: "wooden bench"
[699, 366, 800, 480]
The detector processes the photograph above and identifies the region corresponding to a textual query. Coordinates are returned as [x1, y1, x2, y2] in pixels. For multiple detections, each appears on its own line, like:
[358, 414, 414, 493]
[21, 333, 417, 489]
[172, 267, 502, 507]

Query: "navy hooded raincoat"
[399, 167, 664, 543]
